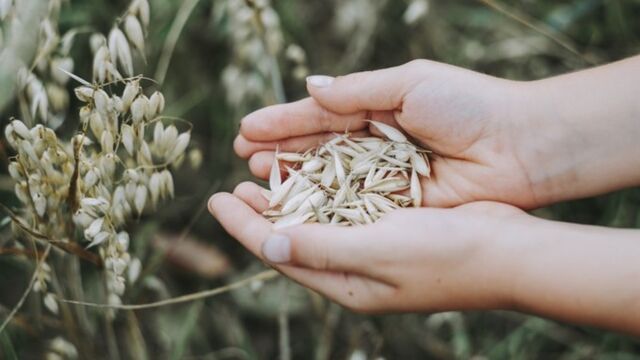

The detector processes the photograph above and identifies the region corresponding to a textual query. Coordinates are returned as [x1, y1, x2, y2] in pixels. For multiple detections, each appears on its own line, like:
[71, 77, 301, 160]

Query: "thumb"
[306, 61, 421, 114]
[261, 223, 373, 273]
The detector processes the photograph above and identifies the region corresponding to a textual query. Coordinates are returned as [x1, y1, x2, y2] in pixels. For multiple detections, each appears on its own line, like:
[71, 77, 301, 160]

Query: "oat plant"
[1, 0, 190, 357]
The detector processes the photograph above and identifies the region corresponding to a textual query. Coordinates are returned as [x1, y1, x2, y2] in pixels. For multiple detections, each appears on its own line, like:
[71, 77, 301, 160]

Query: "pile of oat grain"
[263, 121, 430, 229]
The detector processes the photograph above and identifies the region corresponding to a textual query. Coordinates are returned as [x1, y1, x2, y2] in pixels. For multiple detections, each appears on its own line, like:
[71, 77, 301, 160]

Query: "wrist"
[479, 212, 545, 311]
[498, 218, 640, 334]
[507, 80, 580, 206]
[510, 64, 640, 205]
[451, 208, 537, 311]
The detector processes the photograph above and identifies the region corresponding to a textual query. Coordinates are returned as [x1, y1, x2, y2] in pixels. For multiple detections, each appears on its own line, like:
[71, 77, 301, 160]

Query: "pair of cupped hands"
[207, 60, 596, 314]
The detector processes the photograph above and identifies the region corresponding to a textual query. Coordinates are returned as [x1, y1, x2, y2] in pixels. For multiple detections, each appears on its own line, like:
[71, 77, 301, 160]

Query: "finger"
[248, 151, 277, 180]
[242, 120, 399, 178]
[240, 97, 368, 142]
[306, 61, 423, 114]
[208, 192, 272, 255]
[234, 129, 370, 159]
[232, 181, 269, 213]
[261, 223, 380, 274]
[208, 192, 392, 309]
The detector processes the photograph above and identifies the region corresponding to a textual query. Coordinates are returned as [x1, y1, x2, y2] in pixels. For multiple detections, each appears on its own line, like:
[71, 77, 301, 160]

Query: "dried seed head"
[33, 193, 46, 217]
[270, 152, 282, 191]
[74, 86, 94, 102]
[169, 132, 190, 161]
[44, 293, 59, 314]
[84, 217, 104, 240]
[131, 0, 150, 29]
[89, 111, 105, 138]
[149, 171, 161, 205]
[90, 33, 107, 54]
[368, 120, 407, 143]
[108, 26, 133, 76]
[84, 168, 99, 188]
[50, 57, 74, 85]
[130, 96, 148, 124]
[161, 169, 174, 198]
[121, 124, 135, 156]
[148, 91, 164, 115]
[10, 119, 31, 139]
[93, 88, 110, 115]
[124, 15, 145, 54]
[116, 231, 130, 251]
[122, 80, 140, 111]
[128, 257, 142, 283]
[87, 231, 110, 248]
[134, 184, 147, 214]
[4, 0, 187, 304]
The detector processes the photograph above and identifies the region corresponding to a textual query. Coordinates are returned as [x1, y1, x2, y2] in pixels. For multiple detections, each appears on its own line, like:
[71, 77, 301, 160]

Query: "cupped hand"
[235, 60, 542, 208]
[208, 181, 530, 313]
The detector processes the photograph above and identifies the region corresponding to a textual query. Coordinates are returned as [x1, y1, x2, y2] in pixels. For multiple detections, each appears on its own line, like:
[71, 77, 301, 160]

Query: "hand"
[235, 60, 542, 208]
[236, 57, 640, 208]
[209, 183, 640, 334]
[208, 181, 526, 313]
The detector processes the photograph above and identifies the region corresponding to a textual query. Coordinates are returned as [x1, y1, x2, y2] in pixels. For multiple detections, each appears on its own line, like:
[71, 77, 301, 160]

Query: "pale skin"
[208, 56, 640, 336]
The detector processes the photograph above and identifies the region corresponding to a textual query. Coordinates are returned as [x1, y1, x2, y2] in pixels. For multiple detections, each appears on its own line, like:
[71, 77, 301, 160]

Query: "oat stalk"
[154, 0, 201, 86]
[476, 0, 596, 65]
[0, 244, 52, 335]
[57, 269, 279, 310]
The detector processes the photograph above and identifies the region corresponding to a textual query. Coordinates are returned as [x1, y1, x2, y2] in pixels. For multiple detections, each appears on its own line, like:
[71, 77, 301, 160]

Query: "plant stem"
[278, 281, 291, 360]
[476, 0, 596, 65]
[58, 269, 279, 310]
[154, 0, 201, 86]
[0, 244, 51, 334]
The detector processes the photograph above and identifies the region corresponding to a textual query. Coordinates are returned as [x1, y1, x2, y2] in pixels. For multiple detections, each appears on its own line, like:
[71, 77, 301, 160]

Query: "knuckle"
[289, 231, 328, 270]
[313, 240, 332, 270]
[405, 59, 429, 70]
[316, 106, 333, 132]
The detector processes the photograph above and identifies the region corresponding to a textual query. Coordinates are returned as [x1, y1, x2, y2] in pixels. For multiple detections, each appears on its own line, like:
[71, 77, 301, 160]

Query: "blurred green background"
[2, 0, 640, 358]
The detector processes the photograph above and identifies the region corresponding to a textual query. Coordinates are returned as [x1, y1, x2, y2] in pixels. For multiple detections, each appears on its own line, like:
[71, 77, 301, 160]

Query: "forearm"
[498, 218, 640, 335]
[516, 56, 640, 205]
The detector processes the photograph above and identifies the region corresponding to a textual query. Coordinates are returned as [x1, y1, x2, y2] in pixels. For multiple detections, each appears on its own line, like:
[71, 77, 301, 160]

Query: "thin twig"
[58, 269, 279, 310]
[0, 204, 102, 266]
[0, 247, 45, 258]
[476, 0, 597, 65]
[154, 0, 201, 86]
[137, 180, 221, 283]
[0, 244, 52, 334]
[315, 303, 341, 360]
[278, 281, 291, 360]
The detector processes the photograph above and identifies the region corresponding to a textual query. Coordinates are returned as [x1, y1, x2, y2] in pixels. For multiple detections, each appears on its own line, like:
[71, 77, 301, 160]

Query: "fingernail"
[207, 195, 217, 213]
[306, 75, 334, 88]
[262, 234, 291, 263]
